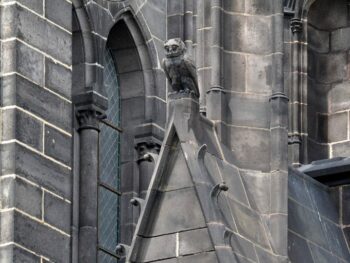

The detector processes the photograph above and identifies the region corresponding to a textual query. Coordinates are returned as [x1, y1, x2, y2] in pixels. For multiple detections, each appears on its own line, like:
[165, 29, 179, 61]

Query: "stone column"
[289, 18, 303, 165]
[76, 107, 104, 263]
[135, 142, 160, 198]
[268, 2, 289, 259]
[207, 0, 224, 121]
[184, 0, 194, 55]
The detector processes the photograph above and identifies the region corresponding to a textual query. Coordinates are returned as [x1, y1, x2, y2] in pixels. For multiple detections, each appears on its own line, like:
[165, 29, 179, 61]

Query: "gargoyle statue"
[162, 38, 199, 98]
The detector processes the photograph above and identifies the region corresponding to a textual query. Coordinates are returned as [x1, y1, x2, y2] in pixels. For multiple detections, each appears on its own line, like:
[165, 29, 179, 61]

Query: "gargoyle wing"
[162, 58, 171, 83]
[184, 57, 199, 97]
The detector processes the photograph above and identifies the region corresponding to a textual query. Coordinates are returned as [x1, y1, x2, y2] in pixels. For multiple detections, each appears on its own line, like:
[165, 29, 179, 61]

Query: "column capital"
[73, 90, 108, 132]
[76, 109, 105, 132]
[290, 18, 303, 34]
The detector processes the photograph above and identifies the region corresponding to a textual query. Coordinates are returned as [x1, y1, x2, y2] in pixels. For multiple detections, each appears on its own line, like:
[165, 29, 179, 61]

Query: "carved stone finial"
[290, 18, 303, 34]
[162, 38, 199, 98]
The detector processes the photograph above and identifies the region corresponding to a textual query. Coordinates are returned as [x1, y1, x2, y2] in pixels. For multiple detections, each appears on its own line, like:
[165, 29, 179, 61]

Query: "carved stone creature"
[162, 38, 199, 97]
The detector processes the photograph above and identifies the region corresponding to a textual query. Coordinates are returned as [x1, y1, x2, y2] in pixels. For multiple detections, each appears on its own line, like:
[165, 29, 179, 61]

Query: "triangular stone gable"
[127, 129, 217, 263]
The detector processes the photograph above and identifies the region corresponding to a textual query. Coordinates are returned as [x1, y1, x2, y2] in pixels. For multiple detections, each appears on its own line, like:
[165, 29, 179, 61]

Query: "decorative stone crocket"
[162, 38, 199, 98]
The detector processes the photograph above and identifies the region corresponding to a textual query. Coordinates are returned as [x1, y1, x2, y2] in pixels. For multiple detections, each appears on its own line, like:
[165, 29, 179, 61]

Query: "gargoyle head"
[164, 38, 186, 58]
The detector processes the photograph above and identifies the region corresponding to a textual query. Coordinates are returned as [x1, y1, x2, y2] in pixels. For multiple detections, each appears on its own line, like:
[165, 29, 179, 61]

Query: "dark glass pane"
[98, 48, 120, 255]
[98, 250, 118, 263]
[98, 187, 120, 251]
[100, 49, 120, 188]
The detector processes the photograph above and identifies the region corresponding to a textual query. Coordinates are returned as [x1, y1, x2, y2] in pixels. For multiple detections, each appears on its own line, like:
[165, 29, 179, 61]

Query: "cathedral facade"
[0, 0, 349, 262]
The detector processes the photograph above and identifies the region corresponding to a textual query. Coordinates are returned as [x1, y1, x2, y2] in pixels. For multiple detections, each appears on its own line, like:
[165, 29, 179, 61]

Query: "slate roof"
[125, 94, 288, 263]
[288, 167, 350, 263]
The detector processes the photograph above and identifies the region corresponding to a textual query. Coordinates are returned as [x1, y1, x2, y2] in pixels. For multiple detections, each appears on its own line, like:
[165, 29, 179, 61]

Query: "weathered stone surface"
[143, 187, 206, 236]
[223, 14, 273, 54]
[329, 81, 350, 113]
[225, 125, 270, 172]
[332, 141, 350, 159]
[136, 234, 176, 262]
[2, 5, 71, 65]
[0, 176, 42, 219]
[1, 75, 72, 131]
[240, 170, 270, 213]
[45, 0, 72, 31]
[178, 251, 218, 263]
[308, 26, 330, 53]
[1, 210, 70, 262]
[140, 1, 166, 40]
[289, 200, 328, 248]
[288, 231, 314, 263]
[1, 108, 43, 151]
[308, 52, 347, 84]
[229, 199, 270, 249]
[223, 52, 245, 92]
[225, 93, 270, 129]
[1, 143, 71, 199]
[331, 27, 350, 52]
[159, 147, 193, 192]
[327, 112, 347, 143]
[228, 232, 257, 262]
[0, 244, 40, 263]
[45, 58, 71, 99]
[44, 126, 72, 166]
[308, 0, 348, 30]
[343, 186, 350, 225]
[44, 192, 71, 233]
[179, 228, 213, 256]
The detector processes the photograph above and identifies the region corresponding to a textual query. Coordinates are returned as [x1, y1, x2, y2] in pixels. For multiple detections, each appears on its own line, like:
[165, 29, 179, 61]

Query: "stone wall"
[307, 0, 350, 162]
[0, 0, 73, 261]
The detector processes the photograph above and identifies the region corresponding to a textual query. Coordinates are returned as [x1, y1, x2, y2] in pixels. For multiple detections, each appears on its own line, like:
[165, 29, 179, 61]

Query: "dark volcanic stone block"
[2, 108, 43, 151]
[1, 210, 70, 262]
[179, 228, 213, 256]
[44, 192, 71, 233]
[0, 176, 42, 219]
[45, 0, 72, 31]
[136, 234, 176, 262]
[2, 5, 71, 64]
[0, 244, 41, 263]
[1, 143, 71, 199]
[44, 126, 72, 166]
[178, 251, 218, 263]
[45, 58, 72, 99]
[1, 75, 72, 132]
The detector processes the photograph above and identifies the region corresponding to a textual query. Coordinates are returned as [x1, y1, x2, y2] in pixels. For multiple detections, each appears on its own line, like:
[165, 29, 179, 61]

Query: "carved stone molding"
[290, 18, 303, 34]
[269, 92, 289, 102]
[288, 134, 302, 145]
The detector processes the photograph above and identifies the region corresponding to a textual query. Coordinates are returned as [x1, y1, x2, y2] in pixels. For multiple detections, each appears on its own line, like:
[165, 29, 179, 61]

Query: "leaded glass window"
[98, 48, 121, 262]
